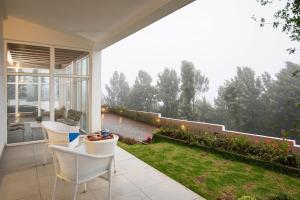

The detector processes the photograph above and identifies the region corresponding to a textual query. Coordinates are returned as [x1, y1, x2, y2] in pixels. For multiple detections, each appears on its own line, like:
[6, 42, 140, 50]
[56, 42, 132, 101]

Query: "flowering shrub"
[142, 136, 153, 144]
[154, 127, 300, 169]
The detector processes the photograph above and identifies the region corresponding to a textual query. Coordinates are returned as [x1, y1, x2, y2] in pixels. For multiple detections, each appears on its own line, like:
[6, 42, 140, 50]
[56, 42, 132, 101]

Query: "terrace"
[0, 142, 203, 200]
[0, 1, 205, 200]
[0, 1, 300, 200]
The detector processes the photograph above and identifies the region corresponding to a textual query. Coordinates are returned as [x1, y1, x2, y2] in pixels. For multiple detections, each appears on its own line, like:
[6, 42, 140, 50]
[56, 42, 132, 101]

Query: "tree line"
[104, 61, 300, 139]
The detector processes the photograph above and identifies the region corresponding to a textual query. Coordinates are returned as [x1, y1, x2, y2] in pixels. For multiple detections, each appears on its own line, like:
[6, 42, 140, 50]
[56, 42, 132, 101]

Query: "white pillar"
[0, 1, 7, 152]
[15, 71, 19, 121]
[90, 50, 102, 133]
[37, 77, 41, 116]
[49, 47, 55, 121]
[59, 77, 64, 108]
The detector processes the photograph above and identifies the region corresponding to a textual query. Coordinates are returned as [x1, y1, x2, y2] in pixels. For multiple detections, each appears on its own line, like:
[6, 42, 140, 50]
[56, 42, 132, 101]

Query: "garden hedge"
[153, 128, 300, 177]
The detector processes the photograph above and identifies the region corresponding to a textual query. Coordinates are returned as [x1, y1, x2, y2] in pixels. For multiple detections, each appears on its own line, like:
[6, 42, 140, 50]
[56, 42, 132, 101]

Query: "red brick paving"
[101, 113, 155, 141]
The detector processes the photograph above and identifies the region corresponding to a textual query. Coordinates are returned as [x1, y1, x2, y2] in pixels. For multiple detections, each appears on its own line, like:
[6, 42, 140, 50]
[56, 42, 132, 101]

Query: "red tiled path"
[101, 113, 156, 141]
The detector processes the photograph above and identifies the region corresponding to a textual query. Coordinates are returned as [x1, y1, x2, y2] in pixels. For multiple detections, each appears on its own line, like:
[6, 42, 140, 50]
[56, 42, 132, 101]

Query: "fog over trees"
[104, 61, 300, 141]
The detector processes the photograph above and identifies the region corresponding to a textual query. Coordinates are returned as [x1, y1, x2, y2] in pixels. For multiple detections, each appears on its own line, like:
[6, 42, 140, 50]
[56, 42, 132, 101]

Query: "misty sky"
[102, 0, 300, 103]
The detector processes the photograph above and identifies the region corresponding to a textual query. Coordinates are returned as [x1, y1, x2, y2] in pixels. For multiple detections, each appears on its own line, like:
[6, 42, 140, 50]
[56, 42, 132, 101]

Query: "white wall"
[0, 1, 6, 156]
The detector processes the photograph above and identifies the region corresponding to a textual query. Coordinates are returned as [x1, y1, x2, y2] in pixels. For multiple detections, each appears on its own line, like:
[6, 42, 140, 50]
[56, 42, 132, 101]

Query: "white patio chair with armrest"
[42, 121, 79, 164]
[84, 134, 119, 174]
[50, 145, 113, 200]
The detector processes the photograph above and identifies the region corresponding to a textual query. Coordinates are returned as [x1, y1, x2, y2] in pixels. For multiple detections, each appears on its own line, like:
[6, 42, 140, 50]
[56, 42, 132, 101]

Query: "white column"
[37, 77, 41, 116]
[49, 47, 55, 121]
[0, 2, 7, 151]
[90, 50, 102, 132]
[71, 61, 75, 109]
[59, 78, 64, 108]
[15, 72, 19, 121]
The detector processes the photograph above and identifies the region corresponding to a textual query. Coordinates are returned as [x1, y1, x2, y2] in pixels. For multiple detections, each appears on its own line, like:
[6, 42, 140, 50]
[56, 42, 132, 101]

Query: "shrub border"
[153, 133, 300, 177]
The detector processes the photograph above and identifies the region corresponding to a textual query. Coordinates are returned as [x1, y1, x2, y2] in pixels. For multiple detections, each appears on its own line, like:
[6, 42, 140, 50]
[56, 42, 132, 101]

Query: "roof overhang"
[3, 0, 195, 51]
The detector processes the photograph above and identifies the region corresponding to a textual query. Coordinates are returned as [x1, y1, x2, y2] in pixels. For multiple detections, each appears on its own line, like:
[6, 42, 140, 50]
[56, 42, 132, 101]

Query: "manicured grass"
[118, 139, 300, 200]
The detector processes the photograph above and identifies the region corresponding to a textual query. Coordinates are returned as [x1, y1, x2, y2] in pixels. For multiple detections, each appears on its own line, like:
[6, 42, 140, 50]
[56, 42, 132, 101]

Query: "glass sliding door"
[6, 43, 50, 143]
[54, 48, 90, 133]
[5, 42, 90, 144]
[54, 77, 89, 132]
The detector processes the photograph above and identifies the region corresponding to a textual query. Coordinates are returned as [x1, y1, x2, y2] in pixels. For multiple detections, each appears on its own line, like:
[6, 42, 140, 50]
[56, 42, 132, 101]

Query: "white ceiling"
[5, 0, 194, 49]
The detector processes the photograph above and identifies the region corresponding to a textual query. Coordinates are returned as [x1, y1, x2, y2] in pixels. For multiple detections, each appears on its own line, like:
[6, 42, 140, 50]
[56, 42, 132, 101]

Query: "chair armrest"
[49, 144, 114, 159]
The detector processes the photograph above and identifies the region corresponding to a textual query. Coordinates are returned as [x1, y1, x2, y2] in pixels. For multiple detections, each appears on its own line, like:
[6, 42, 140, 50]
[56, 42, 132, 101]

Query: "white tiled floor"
[0, 143, 205, 200]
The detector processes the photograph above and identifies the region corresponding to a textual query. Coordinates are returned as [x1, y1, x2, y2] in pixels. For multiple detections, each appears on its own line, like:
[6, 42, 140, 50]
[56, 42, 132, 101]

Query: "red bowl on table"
[86, 134, 114, 141]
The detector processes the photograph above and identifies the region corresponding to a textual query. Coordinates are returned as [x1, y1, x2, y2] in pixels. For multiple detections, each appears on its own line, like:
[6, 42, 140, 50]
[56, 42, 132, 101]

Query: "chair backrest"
[84, 135, 119, 155]
[42, 121, 79, 144]
[67, 109, 82, 122]
[55, 106, 65, 120]
[50, 145, 113, 183]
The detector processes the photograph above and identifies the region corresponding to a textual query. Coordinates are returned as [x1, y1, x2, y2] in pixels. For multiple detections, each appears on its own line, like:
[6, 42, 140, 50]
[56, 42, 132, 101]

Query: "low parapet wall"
[107, 108, 300, 154]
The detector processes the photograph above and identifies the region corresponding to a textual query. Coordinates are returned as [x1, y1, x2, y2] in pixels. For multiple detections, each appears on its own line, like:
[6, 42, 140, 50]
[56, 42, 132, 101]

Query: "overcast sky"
[102, 0, 300, 103]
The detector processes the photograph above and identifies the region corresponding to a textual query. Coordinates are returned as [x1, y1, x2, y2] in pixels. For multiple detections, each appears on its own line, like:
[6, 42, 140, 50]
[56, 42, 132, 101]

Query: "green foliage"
[214, 67, 265, 133]
[269, 192, 296, 200]
[266, 62, 300, 135]
[127, 70, 157, 112]
[194, 98, 217, 123]
[156, 68, 180, 118]
[214, 63, 300, 141]
[105, 71, 130, 107]
[256, 0, 300, 53]
[154, 127, 300, 168]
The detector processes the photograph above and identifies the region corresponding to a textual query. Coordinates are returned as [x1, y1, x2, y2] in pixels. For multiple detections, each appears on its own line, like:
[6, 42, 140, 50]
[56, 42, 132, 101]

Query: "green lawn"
[118, 139, 300, 200]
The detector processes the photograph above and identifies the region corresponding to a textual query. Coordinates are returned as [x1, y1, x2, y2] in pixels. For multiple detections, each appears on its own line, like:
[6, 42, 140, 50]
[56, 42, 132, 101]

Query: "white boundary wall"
[115, 109, 300, 154]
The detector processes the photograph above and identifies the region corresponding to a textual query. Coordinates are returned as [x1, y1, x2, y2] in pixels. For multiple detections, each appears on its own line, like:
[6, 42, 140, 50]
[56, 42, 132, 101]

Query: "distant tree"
[254, 0, 300, 54]
[214, 67, 265, 132]
[180, 61, 195, 120]
[259, 71, 274, 132]
[128, 70, 157, 111]
[105, 71, 119, 107]
[193, 69, 209, 109]
[180, 61, 209, 120]
[215, 80, 243, 130]
[261, 72, 273, 91]
[105, 71, 130, 107]
[214, 86, 234, 126]
[118, 73, 130, 106]
[194, 97, 217, 123]
[266, 62, 300, 134]
[156, 68, 180, 118]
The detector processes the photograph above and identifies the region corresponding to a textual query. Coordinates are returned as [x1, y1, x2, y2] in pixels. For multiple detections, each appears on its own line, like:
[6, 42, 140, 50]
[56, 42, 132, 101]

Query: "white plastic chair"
[50, 145, 114, 200]
[83, 134, 119, 174]
[42, 121, 79, 164]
